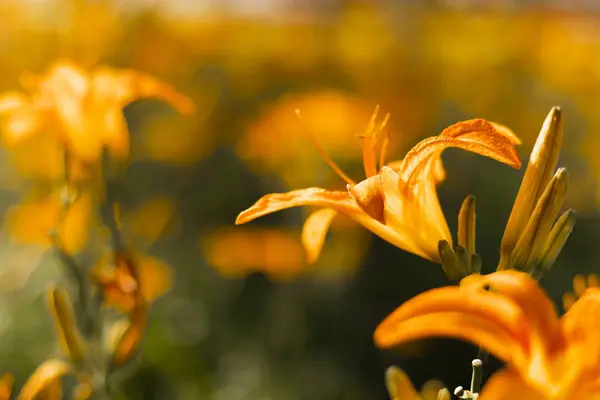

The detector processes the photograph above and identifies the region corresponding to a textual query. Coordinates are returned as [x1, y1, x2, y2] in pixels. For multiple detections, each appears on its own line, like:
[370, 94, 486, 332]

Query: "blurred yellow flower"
[239, 90, 384, 187]
[0, 359, 71, 400]
[385, 366, 449, 400]
[375, 271, 600, 399]
[0, 59, 195, 164]
[237, 109, 521, 263]
[89, 197, 176, 366]
[4, 187, 95, 255]
[201, 227, 306, 281]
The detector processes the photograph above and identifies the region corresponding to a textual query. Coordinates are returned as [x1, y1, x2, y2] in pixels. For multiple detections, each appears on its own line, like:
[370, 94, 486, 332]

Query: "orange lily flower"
[0, 59, 195, 164]
[237, 108, 521, 263]
[374, 270, 600, 399]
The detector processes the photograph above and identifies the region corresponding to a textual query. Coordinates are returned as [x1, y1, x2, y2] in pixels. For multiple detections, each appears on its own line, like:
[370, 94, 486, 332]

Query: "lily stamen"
[294, 109, 356, 186]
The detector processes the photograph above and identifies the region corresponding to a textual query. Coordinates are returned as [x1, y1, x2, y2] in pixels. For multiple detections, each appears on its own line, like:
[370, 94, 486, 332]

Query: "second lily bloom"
[237, 108, 521, 264]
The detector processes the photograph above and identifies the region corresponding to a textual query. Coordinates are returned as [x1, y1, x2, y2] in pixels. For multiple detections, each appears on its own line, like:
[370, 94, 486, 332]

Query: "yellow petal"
[236, 188, 360, 225]
[301, 208, 338, 264]
[40, 62, 93, 160]
[0, 92, 28, 113]
[112, 305, 148, 366]
[64, 123, 104, 164]
[48, 287, 86, 362]
[4, 196, 59, 248]
[398, 118, 521, 183]
[490, 122, 522, 145]
[236, 187, 410, 265]
[100, 106, 129, 159]
[59, 190, 94, 255]
[348, 174, 384, 223]
[124, 197, 177, 245]
[379, 166, 449, 261]
[7, 134, 64, 181]
[91, 68, 195, 115]
[561, 288, 600, 358]
[17, 359, 70, 400]
[479, 369, 545, 400]
[500, 107, 562, 266]
[385, 366, 419, 400]
[420, 380, 447, 400]
[0, 93, 39, 147]
[137, 254, 172, 304]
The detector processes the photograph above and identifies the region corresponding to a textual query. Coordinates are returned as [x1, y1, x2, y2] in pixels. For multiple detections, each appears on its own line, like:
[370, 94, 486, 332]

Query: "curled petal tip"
[235, 213, 246, 225]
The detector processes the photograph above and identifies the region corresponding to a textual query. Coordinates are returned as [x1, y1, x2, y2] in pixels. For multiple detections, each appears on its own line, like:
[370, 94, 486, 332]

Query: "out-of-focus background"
[0, 0, 599, 398]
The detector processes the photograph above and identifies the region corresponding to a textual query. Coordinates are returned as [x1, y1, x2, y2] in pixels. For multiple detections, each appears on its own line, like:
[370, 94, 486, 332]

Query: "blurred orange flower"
[89, 197, 176, 366]
[0, 59, 195, 164]
[3, 187, 95, 255]
[91, 249, 171, 316]
[237, 109, 521, 263]
[563, 274, 599, 312]
[201, 227, 306, 281]
[375, 271, 600, 399]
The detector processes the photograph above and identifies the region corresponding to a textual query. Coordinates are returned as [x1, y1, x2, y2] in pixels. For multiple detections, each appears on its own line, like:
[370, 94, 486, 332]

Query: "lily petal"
[380, 166, 449, 261]
[112, 304, 148, 366]
[236, 188, 359, 225]
[560, 288, 600, 378]
[0, 93, 40, 147]
[100, 105, 130, 159]
[398, 119, 521, 183]
[348, 174, 384, 223]
[376, 311, 525, 366]
[490, 122, 522, 145]
[460, 271, 559, 344]
[91, 68, 196, 115]
[479, 369, 545, 400]
[137, 253, 173, 304]
[385, 366, 420, 399]
[17, 359, 70, 400]
[59, 190, 94, 255]
[124, 197, 178, 246]
[374, 285, 532, 366]
[301, 208, 338, 264]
